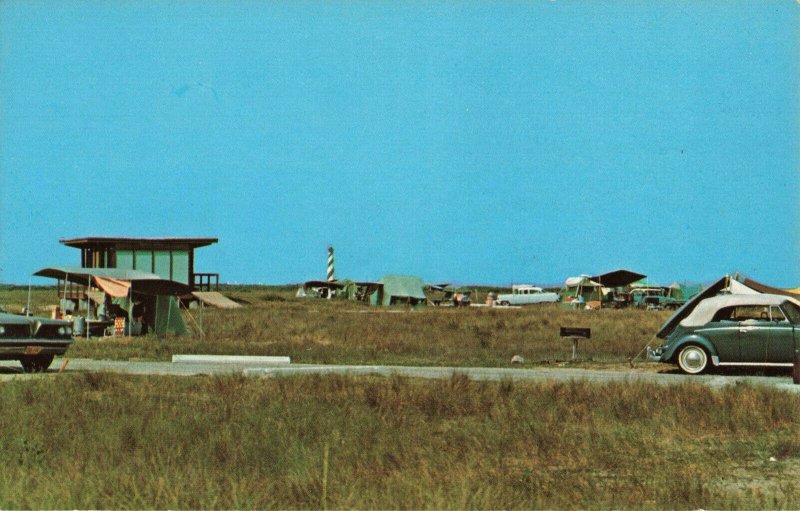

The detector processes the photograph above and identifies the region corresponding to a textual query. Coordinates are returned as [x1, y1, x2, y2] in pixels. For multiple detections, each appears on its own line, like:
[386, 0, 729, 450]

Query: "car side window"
[711, 306, 736, 322]
[782, 302, 800, 324]
[770, 306, 788, 323]
[733, 305, 771, 322]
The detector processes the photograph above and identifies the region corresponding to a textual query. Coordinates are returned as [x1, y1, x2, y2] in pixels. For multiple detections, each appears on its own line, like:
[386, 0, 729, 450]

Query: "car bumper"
[0, 340, 73, 359]
[647, 345, 665, 362]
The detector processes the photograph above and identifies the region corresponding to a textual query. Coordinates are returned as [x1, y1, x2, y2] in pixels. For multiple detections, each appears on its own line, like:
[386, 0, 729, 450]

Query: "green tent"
[371, 275, 427, 306]
[560, 276, 603, 306]
[110, 295, 187, 336]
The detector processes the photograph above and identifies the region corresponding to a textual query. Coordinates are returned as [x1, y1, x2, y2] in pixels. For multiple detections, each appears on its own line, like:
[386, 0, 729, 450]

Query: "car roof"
[681, 293, 791, 327]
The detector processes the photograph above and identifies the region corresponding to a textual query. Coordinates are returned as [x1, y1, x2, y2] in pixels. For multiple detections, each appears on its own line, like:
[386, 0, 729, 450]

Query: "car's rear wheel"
[677, 345, 709, 375]
[20, 355, 55, 373]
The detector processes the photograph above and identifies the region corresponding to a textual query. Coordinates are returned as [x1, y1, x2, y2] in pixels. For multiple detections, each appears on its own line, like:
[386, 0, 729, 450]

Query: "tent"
[301, 279, 382, 303]
[563, 270, 646, 309]
[342, 281, 383, 304]
[34, 266, 190, 336]
[732, 275, 800, 300]
[561, 276, 603, 308]
[371, 275, 427, 306]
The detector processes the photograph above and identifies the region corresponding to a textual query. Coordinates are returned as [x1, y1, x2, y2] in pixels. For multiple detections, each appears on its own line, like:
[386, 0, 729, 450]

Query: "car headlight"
[58, 326, 66, 335]
[66, 326, 73, 335]
[0, 326, 5, 335]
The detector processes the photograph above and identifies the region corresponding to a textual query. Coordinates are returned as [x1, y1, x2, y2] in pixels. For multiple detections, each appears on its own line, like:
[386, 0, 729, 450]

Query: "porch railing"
[193, 273, 219, 291]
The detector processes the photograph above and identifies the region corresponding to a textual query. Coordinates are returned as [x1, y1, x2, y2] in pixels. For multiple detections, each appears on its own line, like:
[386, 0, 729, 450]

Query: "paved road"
[1, 358, 798, 392]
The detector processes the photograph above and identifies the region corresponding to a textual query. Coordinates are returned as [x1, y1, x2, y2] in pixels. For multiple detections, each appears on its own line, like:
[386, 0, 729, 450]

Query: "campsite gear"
[35, 267, 190, 336]
[73, 316, 86, 336]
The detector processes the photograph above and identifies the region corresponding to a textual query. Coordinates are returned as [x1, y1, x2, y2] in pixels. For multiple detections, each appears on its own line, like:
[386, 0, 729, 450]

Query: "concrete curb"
[172, 354, 291, 365]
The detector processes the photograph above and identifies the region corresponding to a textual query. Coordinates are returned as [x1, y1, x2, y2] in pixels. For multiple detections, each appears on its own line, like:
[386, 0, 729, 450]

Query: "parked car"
[631, 287, 667, 308]
[496, 285, 560, 306]
[426, 285, 472, 307]
[631, 287, 687, 310]
[0, 312, 74, 372]
[648, 294, 800, 374]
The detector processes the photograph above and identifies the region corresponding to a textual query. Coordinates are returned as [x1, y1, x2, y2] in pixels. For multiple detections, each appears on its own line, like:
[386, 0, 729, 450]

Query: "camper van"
[495, 285, 559, 306]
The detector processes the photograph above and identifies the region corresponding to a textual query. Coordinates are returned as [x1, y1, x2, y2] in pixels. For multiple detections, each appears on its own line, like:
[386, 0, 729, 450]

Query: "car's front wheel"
[677, 345, 710, 375]
[20, 354, 55, 373]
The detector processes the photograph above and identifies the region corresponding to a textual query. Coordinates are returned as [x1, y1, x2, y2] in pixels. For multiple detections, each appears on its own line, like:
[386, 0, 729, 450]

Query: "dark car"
[0, 312, 74, 372]
[648, 294, 800, 374]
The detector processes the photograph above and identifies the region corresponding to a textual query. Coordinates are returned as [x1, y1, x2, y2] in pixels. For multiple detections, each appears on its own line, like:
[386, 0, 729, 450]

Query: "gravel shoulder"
[1, 358, 797, 392]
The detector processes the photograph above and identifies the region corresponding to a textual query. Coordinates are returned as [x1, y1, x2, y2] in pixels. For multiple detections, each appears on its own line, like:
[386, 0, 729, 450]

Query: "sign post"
[560, 327, 591, 360]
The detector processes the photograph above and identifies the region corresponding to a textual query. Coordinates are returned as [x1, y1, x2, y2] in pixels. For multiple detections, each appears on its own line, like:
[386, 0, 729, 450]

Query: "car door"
[737, 318, 769, 362]
[766, 305, 795, 363]
[697, 321, 740, 361]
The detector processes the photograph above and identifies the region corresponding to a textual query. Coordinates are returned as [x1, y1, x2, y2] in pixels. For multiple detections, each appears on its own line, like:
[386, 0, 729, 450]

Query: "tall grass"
[0, 285, 669, 366]
[0, 373, 797, 509]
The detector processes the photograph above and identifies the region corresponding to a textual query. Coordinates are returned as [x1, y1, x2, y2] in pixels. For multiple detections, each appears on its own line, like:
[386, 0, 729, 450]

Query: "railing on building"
[58, 279, 88, 302]
[193, 273, 220, 292]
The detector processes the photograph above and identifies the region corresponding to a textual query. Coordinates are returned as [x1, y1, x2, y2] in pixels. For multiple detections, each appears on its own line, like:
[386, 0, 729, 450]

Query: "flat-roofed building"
[60, 237, 219, 290]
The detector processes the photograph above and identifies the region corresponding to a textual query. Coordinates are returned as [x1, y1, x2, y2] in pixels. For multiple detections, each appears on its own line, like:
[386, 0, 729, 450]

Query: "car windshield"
[781, 301, 800, 324]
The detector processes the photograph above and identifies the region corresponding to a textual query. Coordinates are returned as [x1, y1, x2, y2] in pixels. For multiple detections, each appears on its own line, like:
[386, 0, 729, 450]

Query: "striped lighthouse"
[327, 245, 335, 282]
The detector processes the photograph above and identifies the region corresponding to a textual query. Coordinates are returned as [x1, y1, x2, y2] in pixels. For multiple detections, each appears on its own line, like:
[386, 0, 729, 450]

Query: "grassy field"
[0, 373, 798, 509]
[2, 285, 799, 509]
[0, 285, 670, 367]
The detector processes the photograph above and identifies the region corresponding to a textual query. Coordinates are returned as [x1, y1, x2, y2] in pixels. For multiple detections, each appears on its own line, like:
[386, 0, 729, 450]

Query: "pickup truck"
[495, 285, 560, 306]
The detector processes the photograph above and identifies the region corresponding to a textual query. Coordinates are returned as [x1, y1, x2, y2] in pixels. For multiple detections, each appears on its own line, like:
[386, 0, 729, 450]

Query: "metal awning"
[34, 266, 193, 296]
[589, 269, 647, 288]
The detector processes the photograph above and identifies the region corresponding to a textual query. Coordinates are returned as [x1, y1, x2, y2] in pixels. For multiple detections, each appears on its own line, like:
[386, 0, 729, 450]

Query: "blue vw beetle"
[649, 293, 800, 374]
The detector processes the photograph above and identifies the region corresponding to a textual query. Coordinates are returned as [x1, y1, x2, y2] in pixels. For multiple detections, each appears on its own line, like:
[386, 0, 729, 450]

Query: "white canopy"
[564, 276, 600, 287]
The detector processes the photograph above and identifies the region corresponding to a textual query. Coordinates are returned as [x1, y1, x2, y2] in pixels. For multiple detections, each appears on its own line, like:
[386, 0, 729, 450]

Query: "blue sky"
[1, 1, 798, 287]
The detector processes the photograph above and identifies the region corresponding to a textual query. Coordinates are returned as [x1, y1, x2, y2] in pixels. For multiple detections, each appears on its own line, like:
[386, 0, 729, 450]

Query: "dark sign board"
[560, 327, 591, 339]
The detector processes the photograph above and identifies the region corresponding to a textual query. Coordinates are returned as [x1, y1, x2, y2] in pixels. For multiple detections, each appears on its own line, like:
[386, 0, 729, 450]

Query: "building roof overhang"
[60, 237, 218, 250]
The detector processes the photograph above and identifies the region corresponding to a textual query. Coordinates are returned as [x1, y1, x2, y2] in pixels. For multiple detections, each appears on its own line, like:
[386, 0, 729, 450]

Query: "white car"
[496, 285, 560, 306]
